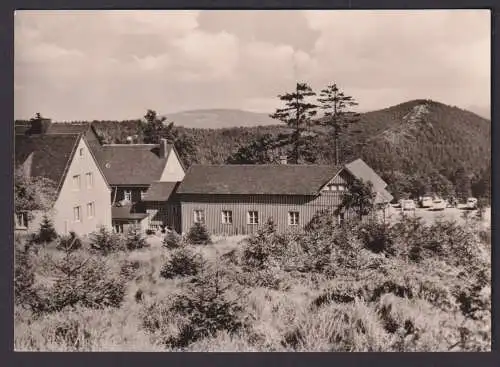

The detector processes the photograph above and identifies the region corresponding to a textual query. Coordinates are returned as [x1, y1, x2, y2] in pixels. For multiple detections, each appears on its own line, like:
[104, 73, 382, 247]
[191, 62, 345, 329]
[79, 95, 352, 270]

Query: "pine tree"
[37, 214, 58, 244]
[317, 83, 359, 165]
[186, 222, 212, 245]
[125, 225, 147, 250]
[269, 82, 318, 164]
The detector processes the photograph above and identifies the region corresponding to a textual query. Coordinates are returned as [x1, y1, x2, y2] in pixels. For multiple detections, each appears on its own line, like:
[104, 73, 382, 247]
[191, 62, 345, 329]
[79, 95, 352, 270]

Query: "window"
[114, 223, 124, 233]
[221, 210, 233, 224]
[72, 175, 81, 190]
[288, 211, 299, 226]
[73, 206, 81, 222]
[338, 185, 345, 191]
[247, 211, 259, 225]
[15, 212, 28, 228]
[194, 210, 205, 224]
[87, 202, 95, 218]
[79, 147, 84, 157]
[337, 213, 345, 225]
[85, 172, 93, 188]
[124, 190, 132, 201]
[140, 190, 146, 200]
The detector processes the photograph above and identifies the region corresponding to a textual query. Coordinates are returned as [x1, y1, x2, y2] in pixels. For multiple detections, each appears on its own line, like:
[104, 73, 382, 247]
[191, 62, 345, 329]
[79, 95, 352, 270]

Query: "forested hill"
[15, 99, 491, 200]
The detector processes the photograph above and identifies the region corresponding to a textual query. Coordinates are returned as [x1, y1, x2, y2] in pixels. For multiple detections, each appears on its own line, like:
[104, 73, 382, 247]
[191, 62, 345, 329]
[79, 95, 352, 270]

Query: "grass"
[14, 214, 491, 352]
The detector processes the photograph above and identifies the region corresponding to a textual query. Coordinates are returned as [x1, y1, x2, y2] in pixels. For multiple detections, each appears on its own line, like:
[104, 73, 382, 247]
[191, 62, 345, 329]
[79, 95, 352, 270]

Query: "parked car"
[420, 196, 434, 208]
[431, 198, 446, 211]
[466, 197, 478, 209]
[401, 199, 416, 211]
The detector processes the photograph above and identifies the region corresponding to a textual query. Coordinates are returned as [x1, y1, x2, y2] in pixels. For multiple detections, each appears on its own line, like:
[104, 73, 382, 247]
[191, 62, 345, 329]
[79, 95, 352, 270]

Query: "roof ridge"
[188, 163, 338, 167]
[102, 143, 158, 147]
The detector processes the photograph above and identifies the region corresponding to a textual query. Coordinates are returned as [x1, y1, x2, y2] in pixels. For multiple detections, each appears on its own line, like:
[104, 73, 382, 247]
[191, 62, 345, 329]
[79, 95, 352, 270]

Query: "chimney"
[279, 155, 288, 165]
[28, 117, 52, 135]
[159, 138, 168, 158]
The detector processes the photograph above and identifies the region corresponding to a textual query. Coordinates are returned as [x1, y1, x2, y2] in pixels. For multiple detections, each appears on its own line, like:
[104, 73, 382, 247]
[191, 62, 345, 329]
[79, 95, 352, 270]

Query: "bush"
[163, 230, 182, 249]
[41, 254, 126, 313]
[186, 223, 212, 245]
[166, 269, 244, 348]
[89, 226, 126, 255]
[56, 231, 82, 252]
[36, 215, 58, 244]
[14, 238, 36, 307]
[241, 219, 287, 269]
[125, 226, 147, 251]
[359, 221, 395, 255]
[160, 247, 205, 279]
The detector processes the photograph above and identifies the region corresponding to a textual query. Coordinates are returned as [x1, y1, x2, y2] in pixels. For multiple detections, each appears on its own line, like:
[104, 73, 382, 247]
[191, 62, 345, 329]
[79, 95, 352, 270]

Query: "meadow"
[14, 210, 491, 352]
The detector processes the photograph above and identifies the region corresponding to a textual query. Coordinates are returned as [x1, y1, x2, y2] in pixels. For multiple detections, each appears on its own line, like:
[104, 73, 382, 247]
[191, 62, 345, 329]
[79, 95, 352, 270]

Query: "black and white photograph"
[14, 9, 491, 351]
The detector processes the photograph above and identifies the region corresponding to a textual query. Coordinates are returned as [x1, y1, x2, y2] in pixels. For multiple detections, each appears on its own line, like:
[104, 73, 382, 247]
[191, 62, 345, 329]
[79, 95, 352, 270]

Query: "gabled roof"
[15, 134, 81, 194]
[344, 158, 388, 192]
[143, 181, 180, 201]
[94, 144, 173, 186]
[177, 164, 341, 195]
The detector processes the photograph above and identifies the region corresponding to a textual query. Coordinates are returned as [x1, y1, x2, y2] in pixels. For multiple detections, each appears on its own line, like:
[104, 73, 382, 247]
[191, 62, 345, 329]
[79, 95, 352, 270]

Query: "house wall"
[179, 192, 348, 235]
[159, 149, 185, 182]
[178, 168, 354, 235]
[52, 137, 112, 236]
[145, 200, 182, 232]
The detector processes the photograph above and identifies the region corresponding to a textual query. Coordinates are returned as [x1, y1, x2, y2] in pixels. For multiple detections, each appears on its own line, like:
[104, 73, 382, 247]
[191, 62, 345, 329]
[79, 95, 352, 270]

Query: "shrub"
[186, 223, 212, 245]
[125, 226, 147, 251]
[14, 238, 36, 307]
[358, 221, 396, 255]
[26, 245, 126, 314]
[160, 247, 205, 279]
[56, 231, 82, 252]
[120, 260, 141, 280]
[36, 215, 58, 244]
[89, 226, 126, 255]
[163, 230, 182, 249]
[241, 219, 287, 269]
[166, 269, 244, 348]
[44, 254, 126, 312]
[304, 209, 337, 235]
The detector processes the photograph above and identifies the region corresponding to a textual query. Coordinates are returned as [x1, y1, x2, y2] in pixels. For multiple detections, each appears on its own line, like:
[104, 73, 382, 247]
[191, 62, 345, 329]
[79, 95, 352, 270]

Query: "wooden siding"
[178, 168, 355, 235]
[145, 200, 182, 233]
[179, 193, 346, 235]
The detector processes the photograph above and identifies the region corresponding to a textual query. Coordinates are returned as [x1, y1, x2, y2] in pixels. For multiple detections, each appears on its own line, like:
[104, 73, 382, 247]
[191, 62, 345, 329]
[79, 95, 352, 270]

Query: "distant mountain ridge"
[163, 109, 277, 129]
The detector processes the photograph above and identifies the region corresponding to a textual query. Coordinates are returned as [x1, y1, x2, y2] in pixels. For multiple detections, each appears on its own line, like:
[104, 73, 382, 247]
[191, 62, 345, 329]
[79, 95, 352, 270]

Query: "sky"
[14, 10, 491, 121]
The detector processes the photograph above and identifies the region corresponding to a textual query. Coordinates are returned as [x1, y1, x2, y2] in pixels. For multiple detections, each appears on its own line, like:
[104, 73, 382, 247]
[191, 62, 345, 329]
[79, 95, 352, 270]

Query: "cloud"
[14, 10, 490, 121]
[302, 10, 490, 108]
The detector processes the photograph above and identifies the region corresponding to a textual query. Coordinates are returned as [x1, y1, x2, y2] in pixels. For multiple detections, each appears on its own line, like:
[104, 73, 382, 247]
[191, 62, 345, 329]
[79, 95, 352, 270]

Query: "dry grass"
[14, 215, 491, 352]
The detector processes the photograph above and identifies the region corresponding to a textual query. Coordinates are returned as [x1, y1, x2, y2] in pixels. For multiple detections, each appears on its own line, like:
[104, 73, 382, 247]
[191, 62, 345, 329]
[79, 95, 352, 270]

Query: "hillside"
[164, 109, 277, 129]
[15, 99, 491, 199]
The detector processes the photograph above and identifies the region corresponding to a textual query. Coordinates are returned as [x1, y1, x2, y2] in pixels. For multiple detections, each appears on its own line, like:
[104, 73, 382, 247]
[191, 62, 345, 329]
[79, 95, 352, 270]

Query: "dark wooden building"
[175, 160, 393, 235]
